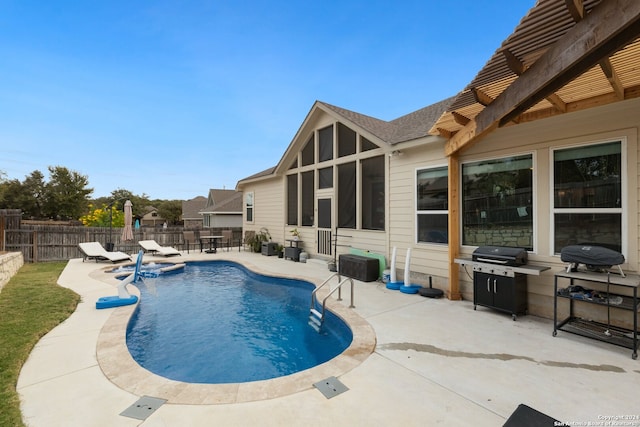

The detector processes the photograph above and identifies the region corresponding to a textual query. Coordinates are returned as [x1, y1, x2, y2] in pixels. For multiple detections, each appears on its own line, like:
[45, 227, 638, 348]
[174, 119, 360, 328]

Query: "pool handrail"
[310, 273, 355, 325]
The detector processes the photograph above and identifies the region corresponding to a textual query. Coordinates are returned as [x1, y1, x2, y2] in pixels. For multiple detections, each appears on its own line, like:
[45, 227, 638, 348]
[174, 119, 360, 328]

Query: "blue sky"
[0, 1, 533, 200]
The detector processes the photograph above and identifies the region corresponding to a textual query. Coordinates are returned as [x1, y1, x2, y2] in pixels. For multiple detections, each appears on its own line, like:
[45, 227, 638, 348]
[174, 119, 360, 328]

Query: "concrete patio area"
[17, 250, 640, 426]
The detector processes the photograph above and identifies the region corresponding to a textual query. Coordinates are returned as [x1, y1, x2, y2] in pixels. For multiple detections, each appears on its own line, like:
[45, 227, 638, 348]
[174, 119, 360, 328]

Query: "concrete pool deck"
[17, 250, 640, 426]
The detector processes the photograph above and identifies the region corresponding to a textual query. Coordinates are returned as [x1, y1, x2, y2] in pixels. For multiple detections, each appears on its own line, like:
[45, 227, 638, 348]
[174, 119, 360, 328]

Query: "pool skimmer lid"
[313, 376, 349, 399]
[120, 396, 167, 420]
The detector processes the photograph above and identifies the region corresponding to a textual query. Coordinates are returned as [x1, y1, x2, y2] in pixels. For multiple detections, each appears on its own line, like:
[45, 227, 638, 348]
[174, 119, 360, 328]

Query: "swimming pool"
[126, 260, 353, 384]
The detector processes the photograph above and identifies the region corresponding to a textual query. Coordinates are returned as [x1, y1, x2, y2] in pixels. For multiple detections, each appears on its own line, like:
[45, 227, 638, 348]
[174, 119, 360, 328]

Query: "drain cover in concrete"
[120, 396, 167, 420]
[313, 376, 349, 399]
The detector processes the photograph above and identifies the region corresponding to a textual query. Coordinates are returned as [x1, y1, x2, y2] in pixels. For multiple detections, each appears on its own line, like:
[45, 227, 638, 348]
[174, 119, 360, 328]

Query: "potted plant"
[248, 227, 271, 252]
[290, 228, 300, 240]
[275, 244, 284, 258]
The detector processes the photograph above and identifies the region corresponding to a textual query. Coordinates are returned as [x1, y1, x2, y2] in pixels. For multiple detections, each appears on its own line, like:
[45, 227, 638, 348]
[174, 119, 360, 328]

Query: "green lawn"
[0, 262, 80, 427]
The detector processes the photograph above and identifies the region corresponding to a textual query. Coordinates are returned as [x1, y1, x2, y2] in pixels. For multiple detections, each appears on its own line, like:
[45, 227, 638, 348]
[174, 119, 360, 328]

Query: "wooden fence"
[1, 210, 241, 262]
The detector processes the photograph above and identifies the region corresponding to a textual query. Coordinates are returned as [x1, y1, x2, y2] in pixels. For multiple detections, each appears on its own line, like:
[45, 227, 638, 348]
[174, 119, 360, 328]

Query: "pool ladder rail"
[309, 273, 355, 333]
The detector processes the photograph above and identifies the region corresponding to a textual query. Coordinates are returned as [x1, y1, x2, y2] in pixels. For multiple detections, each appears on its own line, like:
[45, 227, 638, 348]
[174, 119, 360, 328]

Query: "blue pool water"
[126, 260, 353, 384]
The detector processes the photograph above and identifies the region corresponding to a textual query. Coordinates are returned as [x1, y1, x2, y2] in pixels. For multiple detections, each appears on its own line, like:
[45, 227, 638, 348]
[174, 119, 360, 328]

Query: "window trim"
[415, 164, 449, 245]
[460, 151, 537, 252]
[245, 191, 254, 224]
[549, 138, 626, 256]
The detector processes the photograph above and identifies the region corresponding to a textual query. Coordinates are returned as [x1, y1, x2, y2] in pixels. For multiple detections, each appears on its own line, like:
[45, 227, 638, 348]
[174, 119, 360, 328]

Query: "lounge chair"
[78, 242, 131, 263]
[138, 240, 181, 257]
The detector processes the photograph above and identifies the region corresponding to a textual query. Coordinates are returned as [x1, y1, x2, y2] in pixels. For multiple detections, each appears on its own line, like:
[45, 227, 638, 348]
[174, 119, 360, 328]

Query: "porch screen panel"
[301, 136, 314, 166]
[318, 125, 333, 162]
[338, 123, 356, 157]
[287, 174, 298, 225]
[361, 155, 384, 230]
[338, 162, 356, 228]
[301, 171, 314, 226]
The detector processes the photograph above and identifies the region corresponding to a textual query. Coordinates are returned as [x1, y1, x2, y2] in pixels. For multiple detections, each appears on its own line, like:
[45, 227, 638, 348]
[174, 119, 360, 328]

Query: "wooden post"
[32, 230, 38, 263]
[447, 154, 462, 300]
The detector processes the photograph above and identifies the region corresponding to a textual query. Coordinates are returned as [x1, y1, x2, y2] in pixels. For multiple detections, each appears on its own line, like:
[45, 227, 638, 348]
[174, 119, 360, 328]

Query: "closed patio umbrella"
[121, 200, 134, 241]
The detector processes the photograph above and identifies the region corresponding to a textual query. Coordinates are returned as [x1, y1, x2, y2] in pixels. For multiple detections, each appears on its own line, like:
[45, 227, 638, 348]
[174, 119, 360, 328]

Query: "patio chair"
[78, 242, 131, 263]
[221, 229, 236, 252]
[182, 231, 195, 253]
[138, 240, 181, 257]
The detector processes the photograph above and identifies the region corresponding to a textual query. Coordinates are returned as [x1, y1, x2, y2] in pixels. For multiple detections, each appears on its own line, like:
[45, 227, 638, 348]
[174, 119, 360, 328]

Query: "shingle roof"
[201, 189, 242, 214]
[210, 191, 242, 213]
[182, 196, 207, 219]
[237, 98, 454, 185]
[318, 97, 454, 145]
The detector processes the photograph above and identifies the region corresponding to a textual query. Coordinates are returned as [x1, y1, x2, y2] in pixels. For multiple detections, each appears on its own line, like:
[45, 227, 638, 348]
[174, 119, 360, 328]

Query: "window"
[287, 174, 297, 225]
[462, 154, 533, 250]
[301, 171, 314, 226]
[417, 166, 448, 243]
[361, 156, 385, 230]
[301, 136, 314, 166]
[338, 162, 356, 228]
[318, 125, 333, 162]
[338, 123, 356, 157]
[553, 141, 622, 253]
[318, 166, 333, 189]
[245, 192, 254, 223]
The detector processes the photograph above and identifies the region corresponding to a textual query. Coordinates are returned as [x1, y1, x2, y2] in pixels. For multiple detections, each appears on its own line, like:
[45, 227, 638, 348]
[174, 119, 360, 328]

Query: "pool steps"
[309, 309, 323, 332]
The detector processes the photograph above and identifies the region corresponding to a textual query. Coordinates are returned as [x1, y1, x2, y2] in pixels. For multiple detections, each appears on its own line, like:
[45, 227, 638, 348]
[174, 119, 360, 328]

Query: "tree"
[43, 166, 93, 220]
[21, 171, 47, 218]
[156, 200, 183, 225]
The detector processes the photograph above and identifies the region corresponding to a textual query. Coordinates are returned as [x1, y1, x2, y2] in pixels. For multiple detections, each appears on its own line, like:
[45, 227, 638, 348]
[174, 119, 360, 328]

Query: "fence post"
[0, 215, 4, 252]
[33, 230, 38, 263]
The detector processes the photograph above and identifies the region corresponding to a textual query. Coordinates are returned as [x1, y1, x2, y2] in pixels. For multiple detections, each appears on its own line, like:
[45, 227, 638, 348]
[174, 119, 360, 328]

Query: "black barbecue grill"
[472, 246, 528, 267]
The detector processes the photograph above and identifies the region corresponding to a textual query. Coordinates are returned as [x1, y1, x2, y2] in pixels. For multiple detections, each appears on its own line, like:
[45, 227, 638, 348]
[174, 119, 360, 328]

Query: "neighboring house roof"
[182, 196, 207, 220]
[210, 191, 242, 214]
[200, 189, 241, 214]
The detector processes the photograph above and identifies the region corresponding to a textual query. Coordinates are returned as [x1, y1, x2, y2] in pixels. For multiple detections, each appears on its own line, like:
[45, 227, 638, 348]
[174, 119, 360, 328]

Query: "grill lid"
[472, 246, 528, 266]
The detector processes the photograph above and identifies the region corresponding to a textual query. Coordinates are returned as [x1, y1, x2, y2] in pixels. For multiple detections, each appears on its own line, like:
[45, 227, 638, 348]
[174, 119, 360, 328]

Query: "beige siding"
[242, 177, 286, 246]
[388, 98, 640, 323]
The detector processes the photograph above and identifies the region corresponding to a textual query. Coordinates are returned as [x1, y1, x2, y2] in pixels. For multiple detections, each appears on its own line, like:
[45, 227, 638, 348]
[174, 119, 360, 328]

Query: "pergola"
[430, 0, 640, 299]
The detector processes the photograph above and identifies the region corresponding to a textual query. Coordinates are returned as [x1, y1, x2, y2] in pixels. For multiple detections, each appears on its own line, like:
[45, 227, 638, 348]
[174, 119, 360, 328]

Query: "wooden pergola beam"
[471, 87, 494, 106]
[436, 128, 455, 139]
[565, 0, 625, 100]
[565, 0, 584, 22]
[445, 0, 640, 157]
[599, 58, 625, 99]
[451, 111, 471, 126]
[503, 48, 567, 113]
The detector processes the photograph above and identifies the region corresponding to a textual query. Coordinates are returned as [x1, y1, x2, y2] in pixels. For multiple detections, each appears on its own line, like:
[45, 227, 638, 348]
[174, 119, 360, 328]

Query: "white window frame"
[549, 138, 626, 256]
[460, 151, 537, 252]
[245, 192, 254, 224]
[415, 164, 448, 245]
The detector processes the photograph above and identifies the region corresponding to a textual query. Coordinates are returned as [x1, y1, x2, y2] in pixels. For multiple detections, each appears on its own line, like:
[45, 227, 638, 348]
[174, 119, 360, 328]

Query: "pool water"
[126, 260, 353, 384]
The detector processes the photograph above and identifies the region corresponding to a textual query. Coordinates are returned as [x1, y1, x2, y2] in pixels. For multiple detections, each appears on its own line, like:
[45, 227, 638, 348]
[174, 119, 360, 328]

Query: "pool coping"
[93, 257, 377, 404]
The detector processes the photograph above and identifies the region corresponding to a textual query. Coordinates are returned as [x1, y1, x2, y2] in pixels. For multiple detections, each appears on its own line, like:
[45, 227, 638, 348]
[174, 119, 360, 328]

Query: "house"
[199, 189, 243, 229]
[181, 196, 207, 229]
[237, 0, 640, 324]
[139, 206, 165, 227]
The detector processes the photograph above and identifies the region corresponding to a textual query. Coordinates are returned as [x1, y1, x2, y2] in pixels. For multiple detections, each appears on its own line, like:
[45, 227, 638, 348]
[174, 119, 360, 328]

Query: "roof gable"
[201, 189, 242, 213]
[182, 196, 207, 219]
